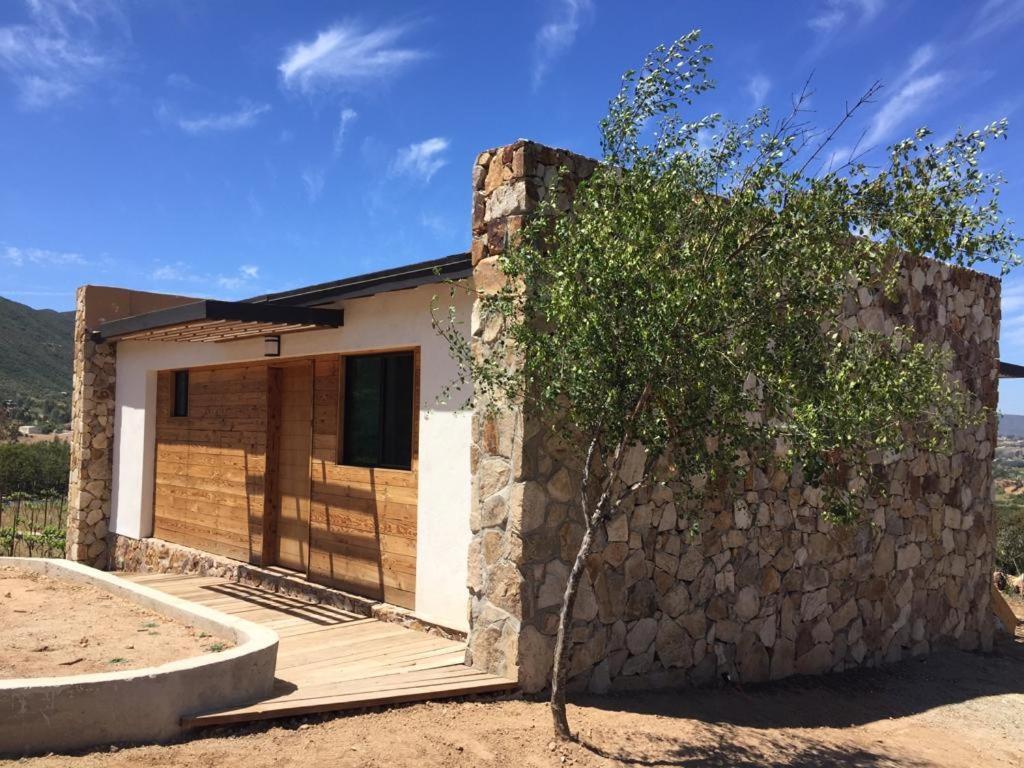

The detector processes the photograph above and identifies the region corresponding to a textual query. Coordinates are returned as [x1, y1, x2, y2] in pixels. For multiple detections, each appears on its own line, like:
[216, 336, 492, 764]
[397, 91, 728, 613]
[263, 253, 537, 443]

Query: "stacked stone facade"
[65, 287, 117, 567]
[466, 140, 1001, 693]
[65, 286, 196, 569]
[466, 141, 597, 681]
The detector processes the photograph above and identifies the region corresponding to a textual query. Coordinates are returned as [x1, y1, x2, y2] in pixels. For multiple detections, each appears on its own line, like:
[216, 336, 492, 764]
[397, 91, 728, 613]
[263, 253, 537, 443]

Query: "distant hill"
[1000, 414, 1024, 438]
[0, 296, 74, 401]
[999, 415, 1024, 438]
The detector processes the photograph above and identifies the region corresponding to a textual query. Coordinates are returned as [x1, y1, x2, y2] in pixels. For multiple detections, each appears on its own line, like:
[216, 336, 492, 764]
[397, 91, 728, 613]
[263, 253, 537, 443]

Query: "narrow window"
[342, 352, 414, 469]
[172, 370, 189, 417]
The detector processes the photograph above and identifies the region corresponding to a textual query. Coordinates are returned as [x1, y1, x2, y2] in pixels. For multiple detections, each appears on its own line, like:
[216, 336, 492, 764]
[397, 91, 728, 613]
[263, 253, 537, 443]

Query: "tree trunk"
[550, 514, 600, 740]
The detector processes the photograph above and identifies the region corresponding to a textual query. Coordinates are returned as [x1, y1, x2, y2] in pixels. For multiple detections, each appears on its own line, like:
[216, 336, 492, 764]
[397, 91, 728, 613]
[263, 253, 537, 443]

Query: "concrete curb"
[0, 558, 279, 756]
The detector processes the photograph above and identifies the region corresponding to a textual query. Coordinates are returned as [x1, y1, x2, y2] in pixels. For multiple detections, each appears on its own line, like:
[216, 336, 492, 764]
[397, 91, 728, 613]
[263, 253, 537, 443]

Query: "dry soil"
[0, 565, 227, 678]
[12, 598, 1023, 767]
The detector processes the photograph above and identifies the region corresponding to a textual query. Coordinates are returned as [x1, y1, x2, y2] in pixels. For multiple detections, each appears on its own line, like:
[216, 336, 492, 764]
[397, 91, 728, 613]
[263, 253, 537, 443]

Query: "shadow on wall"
[568, 633, 1023, 765]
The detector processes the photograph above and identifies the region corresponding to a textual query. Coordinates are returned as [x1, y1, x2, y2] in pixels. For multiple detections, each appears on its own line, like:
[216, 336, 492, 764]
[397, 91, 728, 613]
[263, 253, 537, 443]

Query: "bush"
[995, 491, 1024, 576]
[0, 441, 70, 496]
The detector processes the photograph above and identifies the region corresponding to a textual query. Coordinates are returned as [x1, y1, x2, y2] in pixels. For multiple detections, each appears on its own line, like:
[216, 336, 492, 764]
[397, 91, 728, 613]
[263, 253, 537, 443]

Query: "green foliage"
[0, 441, 70, 496]
[995, 487, 1024, 576]
[438, 30, 1020, 523]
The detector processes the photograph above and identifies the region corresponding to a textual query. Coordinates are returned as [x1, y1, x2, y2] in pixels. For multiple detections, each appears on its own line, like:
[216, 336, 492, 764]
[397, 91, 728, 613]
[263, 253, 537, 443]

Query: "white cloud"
[302, 168, 326, 201]
[969, 0, 1024, 42]
[173, 101, 271, 135]
[533, 0, 593, 87]
[808, 0, 885, 33]
[151, 263, 187, 281]
[420, 212, 453, 237]
[165, 72, 197, 90]
[906, 44, 935, 77]
[746, 74, 771, 107]
[152, 262, 261, 293]
[864, 71, 946, 147]
[391, 137, 449, 182]
[3, 245, 85, 266]
[1002, 279, 1024, 315]
[217, 265, 260, 290]
[333, 107, 358, 156]
[0, 0, 126, 109]
[279, 20, 426, 95]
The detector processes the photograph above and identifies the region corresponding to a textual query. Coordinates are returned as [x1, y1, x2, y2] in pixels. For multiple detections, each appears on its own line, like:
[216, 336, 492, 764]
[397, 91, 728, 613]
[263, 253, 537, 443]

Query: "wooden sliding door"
[151, 352, 418, 610]
[308, 353, 419, 609]
[272, 362, 313, 572]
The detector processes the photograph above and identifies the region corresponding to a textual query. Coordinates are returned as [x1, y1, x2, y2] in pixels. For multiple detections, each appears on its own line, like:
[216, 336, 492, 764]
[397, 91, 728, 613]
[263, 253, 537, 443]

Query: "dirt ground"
[12, 597, 1022, 768]
[0, 565, 227, 677]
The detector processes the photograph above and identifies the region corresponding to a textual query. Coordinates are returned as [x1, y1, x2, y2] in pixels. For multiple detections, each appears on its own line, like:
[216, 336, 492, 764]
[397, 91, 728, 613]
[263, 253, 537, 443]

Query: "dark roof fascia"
[1000, 360, 1024, 379]
[95, 299, 344, 341]
[246, 252, 472, 307]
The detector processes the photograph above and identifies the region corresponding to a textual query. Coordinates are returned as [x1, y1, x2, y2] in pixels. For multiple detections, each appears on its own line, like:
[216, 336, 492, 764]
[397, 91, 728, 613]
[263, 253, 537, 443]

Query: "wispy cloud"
[279, 20, 426, 95]
[533, 0, 593, 87]
[391, 137, 449, 182]
[166, 100, 271, 135]
[420, 212, 453, 237]
[863, 46, 946, 147]
[333, 107, 358, 156]
[218, 265, 259, 290]
[165, 72, 197, 90]
[968, 0, 1024, 42]
[746, 74, 771, 107]
[808, 0, 885, 33]
[295, 108, 358, 204]
[151, 262, 261, 294]
[3, 244, 85, 266]
[301, 168, 326, 201]
[998, 278, 1024, 352]
[0, 0, 127, 109]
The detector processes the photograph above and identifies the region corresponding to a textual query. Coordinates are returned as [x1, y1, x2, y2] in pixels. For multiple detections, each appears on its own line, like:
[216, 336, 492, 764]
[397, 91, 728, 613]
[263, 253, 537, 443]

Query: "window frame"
[171, 369, 189, 418]
[337, 350, 417, 471]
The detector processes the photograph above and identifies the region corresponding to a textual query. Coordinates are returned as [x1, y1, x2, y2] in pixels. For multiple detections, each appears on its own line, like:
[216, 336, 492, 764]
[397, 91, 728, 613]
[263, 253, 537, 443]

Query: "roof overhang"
[95, 299, 344, 343]
[1000, 361, 1024, 378]
[245, 252, 472, 307]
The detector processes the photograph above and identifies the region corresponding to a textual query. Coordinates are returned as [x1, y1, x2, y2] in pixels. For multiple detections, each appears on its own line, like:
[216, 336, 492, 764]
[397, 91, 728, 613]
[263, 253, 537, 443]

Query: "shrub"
[0, 441, 70, 496]
[995, 491, 1024, 576]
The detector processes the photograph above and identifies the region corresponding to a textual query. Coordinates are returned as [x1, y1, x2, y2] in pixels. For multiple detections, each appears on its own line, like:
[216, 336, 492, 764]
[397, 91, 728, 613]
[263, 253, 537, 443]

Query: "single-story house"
[66, 140, 1003, 694]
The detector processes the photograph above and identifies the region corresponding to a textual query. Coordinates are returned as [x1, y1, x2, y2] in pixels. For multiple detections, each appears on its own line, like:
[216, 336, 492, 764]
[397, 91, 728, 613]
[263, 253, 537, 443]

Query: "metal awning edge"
[95, 299, 344, 341]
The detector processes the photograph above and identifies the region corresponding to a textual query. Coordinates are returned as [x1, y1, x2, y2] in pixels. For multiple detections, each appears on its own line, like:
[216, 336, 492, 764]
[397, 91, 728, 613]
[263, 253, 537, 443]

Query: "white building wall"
[109, 283, 474, 631]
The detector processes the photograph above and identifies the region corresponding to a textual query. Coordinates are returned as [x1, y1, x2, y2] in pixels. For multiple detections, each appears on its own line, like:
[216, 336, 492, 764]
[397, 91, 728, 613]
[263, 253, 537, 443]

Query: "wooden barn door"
[272, 362, 313, 572]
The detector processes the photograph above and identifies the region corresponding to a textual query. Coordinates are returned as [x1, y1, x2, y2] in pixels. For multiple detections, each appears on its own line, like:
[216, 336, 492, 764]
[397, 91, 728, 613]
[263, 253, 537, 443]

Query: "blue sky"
[3, 0, 1024, 408]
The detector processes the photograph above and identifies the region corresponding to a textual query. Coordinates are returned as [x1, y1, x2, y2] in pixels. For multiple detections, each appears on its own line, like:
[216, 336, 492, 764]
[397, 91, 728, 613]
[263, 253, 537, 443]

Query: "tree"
[435, 31, 1020, 740]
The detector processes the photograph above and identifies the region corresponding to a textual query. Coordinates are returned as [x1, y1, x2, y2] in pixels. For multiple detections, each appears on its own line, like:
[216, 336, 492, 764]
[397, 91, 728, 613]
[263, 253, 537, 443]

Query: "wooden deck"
[119, 573, 515, 727]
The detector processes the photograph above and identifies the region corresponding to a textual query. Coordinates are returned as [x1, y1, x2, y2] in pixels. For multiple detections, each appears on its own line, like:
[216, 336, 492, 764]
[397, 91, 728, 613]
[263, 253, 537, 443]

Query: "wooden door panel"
[306, 354, 419, 610]
[275, 363, 312, 573]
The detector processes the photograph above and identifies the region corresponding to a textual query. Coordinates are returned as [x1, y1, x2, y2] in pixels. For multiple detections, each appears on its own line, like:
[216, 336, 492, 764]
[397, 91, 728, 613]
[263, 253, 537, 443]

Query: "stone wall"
[65, 287, 117, 567]
[466, 140, 1002, 694]
[65, 286, 198, 568]
[466, 141, 597, 681]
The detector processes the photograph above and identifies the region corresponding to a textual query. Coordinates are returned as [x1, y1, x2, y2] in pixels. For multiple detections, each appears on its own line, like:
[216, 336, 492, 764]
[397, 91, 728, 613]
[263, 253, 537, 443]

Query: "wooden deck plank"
[126, 573, 515, 728]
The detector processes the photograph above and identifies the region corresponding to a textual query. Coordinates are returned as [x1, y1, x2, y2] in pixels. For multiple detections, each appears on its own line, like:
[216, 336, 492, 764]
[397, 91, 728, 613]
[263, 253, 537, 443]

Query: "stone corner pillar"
[465, 140, 597, 688]
[65, 286, 117, 568]
[64, 285, 200, 569]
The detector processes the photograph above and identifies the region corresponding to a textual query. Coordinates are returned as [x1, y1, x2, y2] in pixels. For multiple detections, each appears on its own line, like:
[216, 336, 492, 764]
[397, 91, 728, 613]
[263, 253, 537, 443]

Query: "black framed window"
[172, 370, 189, 418]
[342, 352, 414, 469]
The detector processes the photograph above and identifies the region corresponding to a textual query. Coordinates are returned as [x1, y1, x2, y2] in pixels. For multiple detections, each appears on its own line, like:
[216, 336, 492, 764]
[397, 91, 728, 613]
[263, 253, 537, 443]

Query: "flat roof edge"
[247, 252, 471, 306]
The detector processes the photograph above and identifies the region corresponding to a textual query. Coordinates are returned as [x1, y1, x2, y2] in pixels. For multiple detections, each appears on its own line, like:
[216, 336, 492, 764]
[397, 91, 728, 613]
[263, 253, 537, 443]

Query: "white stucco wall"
[108, 283, 474, 632]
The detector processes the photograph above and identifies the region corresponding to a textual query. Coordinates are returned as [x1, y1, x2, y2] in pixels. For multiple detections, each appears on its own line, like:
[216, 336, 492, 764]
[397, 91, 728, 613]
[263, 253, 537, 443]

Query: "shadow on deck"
[119, 572, 516, 727]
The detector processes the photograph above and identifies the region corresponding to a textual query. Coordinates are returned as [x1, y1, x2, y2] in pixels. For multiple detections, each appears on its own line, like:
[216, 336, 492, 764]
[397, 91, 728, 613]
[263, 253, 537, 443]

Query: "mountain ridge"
[0, 295, 75, 402]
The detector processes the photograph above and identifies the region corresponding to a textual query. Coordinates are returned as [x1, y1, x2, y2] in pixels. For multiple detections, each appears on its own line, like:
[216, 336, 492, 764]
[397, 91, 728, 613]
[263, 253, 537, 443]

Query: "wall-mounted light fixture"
[264, 335, 281, 357]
